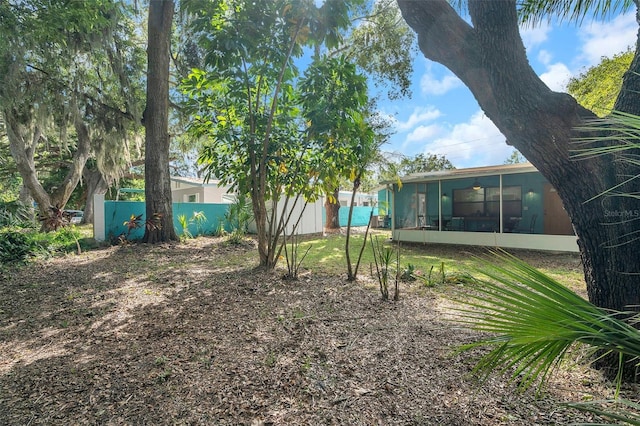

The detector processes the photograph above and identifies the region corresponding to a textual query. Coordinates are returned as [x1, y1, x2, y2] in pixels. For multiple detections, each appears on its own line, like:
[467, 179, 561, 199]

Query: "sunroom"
[385, 163, 578, 252]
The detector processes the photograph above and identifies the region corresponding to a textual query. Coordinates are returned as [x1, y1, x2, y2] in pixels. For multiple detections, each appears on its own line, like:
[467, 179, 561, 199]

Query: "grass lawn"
[295, 229, 585, 293]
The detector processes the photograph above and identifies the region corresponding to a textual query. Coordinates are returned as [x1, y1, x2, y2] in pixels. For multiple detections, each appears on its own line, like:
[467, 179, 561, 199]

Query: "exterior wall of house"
[389, 167, 577, 252]
[337, 191, 377, 207]
[391, 229, 578, 252]
[170, 178, 234, 203]
[172, 187, 205, 203]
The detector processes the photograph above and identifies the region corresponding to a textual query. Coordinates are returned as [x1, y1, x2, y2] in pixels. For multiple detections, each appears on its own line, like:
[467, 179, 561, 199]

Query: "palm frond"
[566, 399, 640, 425]
[518, 0, 633, 26]
[452, 250, 640, 392]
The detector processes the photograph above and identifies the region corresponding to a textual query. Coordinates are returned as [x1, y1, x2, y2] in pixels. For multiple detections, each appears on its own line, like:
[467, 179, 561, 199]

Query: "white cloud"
[539, 62, 572, 91]
[395, 106, 442, 132]
[417, 111, 510, 168]
[420, 71, 462, 96]
[578, 12, 637, 66]
[537, 49, 552, 64]
[520, 22, 552, 49]
[535, 48, 572, 91]
[405, 124, 442, 144]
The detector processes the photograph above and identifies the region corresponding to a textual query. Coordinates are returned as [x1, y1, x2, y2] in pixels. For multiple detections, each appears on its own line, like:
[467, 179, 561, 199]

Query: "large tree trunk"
[325, 187, 341, 230]
[396, 0, 640, 313]
[143, 0, 177, 243]
[5, 105, 91, 230]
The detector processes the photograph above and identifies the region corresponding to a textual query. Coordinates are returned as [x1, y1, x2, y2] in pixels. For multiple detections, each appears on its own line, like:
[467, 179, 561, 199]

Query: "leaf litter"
[0, 236, 618, 425]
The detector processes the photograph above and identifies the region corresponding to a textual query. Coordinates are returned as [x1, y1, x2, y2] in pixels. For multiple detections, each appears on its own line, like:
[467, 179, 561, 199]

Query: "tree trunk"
[251, 180, 271, 268]
[143, 0, 177, 243]
[81, 166, 108, 225]
[18, 185, 33, 209]
[325, 187, 340, 230]
[396, 0, 640, 314]
[5, 105, 90, 230]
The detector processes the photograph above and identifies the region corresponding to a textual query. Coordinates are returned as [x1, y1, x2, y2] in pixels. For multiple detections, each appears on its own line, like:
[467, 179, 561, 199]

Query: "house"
[384, 163, 578, 252]
[337, 190, 377, 207]
[170, 176, 236, 204]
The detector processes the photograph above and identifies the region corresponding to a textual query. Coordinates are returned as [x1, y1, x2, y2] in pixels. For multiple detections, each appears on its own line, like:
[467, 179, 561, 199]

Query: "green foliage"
[347, 0, 416, 100]
[0, 230, 41, 264]
[300, 56, 374, 195]
[400, 263, 416, 281]
[178, 211, 208, 240]
[405, 261, 448, 287]
[213, 220, 226, 237]
[517, 0, 633, 28]
[0, 225, 84, 264]
[178, 214, 193, 240]
[191, 211, 207, 236]
[454, 250, 640, 394]
[182, 0, 382, 269]
[39, 226, 83, 254]
[369, 235, 399, 301]
[224, 195, 252, 243]
[503, 149, 526, 164]
[1, 0, 146, 190]
[567, 50, 633, 117]
[378, 153, 455, 182]
[0, 201, 36, 228]
[565, 399, 640, 425]
[107, 179, 146, 201]
[0, 172, 21, 204]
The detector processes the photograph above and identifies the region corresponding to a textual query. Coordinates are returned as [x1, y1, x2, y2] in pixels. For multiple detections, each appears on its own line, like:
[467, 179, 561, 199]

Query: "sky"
[380, 11, 638, 169]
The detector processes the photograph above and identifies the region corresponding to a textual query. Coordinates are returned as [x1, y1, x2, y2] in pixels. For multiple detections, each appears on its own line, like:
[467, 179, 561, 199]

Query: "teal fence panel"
[104, 201, 230, 241]
[321, 206, 378, 227]
[341, 206, 378, 226]
[174, 203, 231, 236]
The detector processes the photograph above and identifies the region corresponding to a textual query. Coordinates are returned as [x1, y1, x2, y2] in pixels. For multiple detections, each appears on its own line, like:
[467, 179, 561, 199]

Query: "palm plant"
[224, 194, 253, 243]
[178, 214, 193, 239]
[454, 250, 640, 396]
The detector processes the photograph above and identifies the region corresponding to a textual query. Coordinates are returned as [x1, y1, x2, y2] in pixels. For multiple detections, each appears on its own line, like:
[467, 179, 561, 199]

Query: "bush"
[0, 230, 41, 264]
[0, 226, 86, 264]
[34, 227, 83, 254]
[0, 201, 36, 229]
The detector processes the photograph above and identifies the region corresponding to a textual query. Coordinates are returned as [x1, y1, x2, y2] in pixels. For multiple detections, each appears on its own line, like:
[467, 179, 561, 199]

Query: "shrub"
[45, 227, 82, 253]
[0, 229, 41, 264]
[0, 201, 37, 228]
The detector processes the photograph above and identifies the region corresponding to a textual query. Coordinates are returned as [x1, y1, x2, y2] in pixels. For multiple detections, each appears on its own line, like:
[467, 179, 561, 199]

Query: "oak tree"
[396, 0, 640, 313]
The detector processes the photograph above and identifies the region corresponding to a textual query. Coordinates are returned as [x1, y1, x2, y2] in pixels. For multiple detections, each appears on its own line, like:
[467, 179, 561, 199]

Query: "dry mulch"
[0, 237, 620, 425]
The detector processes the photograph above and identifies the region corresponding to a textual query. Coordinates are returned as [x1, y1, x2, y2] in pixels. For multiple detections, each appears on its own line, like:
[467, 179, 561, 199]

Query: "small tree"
[183, 0, 362, 269]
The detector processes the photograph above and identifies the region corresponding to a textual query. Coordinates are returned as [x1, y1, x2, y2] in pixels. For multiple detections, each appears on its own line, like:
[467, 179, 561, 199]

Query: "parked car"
[64, 210, 84, 224]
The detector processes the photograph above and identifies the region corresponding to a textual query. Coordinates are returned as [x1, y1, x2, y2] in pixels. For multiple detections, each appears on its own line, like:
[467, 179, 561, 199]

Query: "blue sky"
[379, 11, 638, 169]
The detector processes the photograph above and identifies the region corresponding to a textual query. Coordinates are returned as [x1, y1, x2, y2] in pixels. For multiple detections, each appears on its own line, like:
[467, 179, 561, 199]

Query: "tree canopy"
[0, 0, 145, 226]
[567, 50, 633, 117]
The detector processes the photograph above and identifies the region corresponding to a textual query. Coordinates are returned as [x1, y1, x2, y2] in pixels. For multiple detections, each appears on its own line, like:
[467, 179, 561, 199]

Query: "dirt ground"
[0, 236, 624, 425]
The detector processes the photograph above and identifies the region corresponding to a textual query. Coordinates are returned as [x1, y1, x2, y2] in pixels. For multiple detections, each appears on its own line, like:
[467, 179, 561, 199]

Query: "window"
[453, 188, 486, 216]
[187, 194, 198, 203]
[453, 186, 521, 217]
